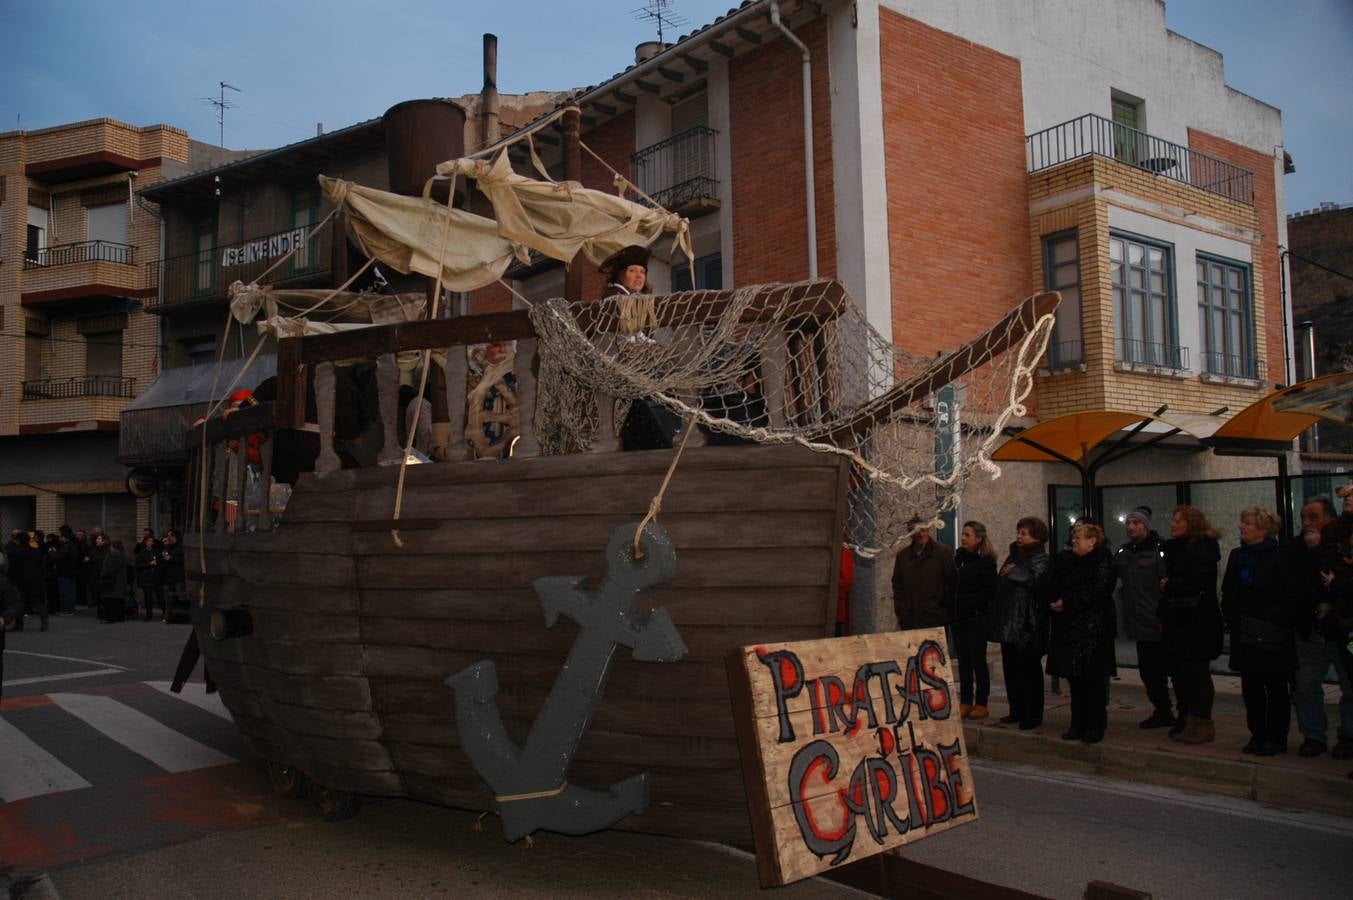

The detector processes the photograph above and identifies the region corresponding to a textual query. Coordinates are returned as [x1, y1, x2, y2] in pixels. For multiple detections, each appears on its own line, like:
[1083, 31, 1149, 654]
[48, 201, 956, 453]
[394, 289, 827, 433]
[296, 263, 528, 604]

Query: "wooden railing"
[182, 282, 857, 535]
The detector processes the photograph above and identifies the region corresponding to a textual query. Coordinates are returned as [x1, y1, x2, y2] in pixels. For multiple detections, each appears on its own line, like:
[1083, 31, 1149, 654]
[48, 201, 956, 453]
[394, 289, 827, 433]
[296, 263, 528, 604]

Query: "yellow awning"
[993, 410, 1176, 464]
[1212, 371, 1353, 447]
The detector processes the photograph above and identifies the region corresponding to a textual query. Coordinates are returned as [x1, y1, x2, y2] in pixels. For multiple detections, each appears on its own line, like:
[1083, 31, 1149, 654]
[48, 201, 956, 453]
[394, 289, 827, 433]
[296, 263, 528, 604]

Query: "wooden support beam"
[444, 345, 470, 462]
[735, 26, 763, 44]
[513, 338, 541, 458]
[612, 89, 638, 104]
[708, 40, 735, 58]
[635, 79, 661, 94]
[657, 66, 685, 83]
[681, 53, 709, 73]
[314, 362, 341, 476]
[592, 102, 618, 116]
[375, 353, 403, 466]
[562, 107, 582, 304]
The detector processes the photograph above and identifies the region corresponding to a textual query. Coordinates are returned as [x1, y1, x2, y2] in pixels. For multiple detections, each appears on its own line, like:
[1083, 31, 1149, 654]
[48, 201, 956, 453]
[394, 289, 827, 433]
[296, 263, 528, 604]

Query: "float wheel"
[310, 784, 363, 822]
[466, 354, 519, 458]
[266, 760, 307, 798]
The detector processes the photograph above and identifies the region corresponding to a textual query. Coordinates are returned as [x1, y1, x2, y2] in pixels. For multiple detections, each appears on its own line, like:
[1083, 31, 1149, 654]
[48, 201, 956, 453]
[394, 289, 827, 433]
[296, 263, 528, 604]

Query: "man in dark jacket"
[5, 531, 47, 632]
[893, 519, 957, 630]
[1114, 506, 1174, 729]
[1291, 496, 1353, 759]
[1, 558, 27, 700]
[54, 526, 78, 615]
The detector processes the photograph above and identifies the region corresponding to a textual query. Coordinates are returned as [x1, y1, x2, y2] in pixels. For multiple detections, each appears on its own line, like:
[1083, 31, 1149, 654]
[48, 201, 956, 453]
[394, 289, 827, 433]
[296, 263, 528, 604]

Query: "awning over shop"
[118, 356, 277, 466]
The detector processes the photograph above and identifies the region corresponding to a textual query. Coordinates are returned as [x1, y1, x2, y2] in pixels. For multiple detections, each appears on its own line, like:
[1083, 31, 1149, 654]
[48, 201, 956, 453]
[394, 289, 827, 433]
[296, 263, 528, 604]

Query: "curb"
[964, 723, 1353, 818]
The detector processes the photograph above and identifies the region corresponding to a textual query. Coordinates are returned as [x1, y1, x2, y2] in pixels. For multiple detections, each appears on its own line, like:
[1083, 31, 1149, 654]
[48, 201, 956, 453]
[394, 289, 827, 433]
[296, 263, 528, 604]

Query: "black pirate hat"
[599, 244, 651, 280]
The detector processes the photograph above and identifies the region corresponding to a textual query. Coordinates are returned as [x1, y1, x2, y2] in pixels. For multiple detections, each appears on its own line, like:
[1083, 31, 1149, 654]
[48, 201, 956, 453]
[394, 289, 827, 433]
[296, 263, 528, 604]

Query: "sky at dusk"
[1, 0, 1349, 213]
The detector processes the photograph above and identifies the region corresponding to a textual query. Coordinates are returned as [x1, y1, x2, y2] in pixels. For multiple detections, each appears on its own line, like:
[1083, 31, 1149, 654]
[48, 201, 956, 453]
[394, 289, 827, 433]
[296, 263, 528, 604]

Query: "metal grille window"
[85, 331, 124, 380]
[1197, 255, 1255, 378]
[291, 186, 320, 274]
[1043, 231, 1082, 367]
[1112, 233, 1183, 368]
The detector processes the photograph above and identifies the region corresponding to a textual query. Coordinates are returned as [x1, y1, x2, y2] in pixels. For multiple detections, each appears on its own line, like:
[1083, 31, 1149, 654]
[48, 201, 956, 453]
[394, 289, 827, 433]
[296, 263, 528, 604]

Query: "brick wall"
[579, 110, 637, 301]
[879, 11, 1029, 359]
[1187, 129, 1284, 387]
[1029, 153, 1275, 420]
[729, 17, 836, 286]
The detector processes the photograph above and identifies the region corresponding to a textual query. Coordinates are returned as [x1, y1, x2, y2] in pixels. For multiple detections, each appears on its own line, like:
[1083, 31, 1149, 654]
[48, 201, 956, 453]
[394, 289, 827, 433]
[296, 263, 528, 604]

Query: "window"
[291, 186, 320, 274]
[27, 204, 48, 264]
[87, 202, 128, 260]
[1042, 231, 1082, 367]
[671, 252, 722, 291]
[183, 336, 217, 367]
[85, 330, 124, 383]
[25, 335, 44, 382]
[194, 219, 215, 295]
[1111, 93, 1144, 165]
[1197, 255, 1255, 378]
[1111, 233, 1182, 368]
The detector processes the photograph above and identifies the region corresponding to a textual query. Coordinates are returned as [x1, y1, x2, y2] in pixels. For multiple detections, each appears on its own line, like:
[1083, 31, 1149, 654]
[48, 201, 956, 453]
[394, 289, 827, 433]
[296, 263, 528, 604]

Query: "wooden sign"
[725, 630, 979, 887]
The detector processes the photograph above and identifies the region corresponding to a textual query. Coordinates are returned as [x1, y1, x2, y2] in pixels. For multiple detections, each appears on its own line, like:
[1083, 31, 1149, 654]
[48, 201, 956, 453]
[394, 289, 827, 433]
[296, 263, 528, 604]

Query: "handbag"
[1235, 614, 1290, 653]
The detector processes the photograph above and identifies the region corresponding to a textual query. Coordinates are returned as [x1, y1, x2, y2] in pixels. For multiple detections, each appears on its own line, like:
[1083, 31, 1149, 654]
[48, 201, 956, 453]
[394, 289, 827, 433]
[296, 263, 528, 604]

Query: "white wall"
[877, 0, 1283, 154]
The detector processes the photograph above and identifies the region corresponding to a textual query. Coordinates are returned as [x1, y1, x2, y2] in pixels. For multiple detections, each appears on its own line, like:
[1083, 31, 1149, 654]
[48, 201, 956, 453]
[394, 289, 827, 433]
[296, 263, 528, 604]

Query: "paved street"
[3, 612, 1351, 898]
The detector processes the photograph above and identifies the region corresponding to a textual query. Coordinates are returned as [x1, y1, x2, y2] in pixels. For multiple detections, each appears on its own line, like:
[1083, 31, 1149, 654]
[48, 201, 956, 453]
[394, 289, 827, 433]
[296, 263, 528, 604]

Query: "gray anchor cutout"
[445, 522, 688, 841]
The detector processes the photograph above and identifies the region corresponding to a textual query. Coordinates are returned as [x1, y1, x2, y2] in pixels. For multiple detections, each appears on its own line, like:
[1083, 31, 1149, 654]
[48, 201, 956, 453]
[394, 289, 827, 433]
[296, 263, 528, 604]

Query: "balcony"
[20, 240, 148, 311]
[1027, 114, 1254, 206]
[1045, 339, 1085, 370]
[631, 126, 720, 217]
[147, 221, 333, 312]
[22, 376, 137, 400]
[23, 240, 135, 269]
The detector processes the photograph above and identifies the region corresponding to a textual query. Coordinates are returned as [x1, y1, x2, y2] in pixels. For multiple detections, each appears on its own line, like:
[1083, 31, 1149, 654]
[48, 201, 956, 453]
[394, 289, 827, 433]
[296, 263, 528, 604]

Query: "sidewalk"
[963, 647, 1353, 819]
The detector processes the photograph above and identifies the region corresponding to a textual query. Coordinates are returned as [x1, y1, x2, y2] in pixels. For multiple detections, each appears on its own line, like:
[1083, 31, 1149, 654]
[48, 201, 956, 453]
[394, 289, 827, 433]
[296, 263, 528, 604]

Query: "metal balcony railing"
[148, 221, 332, 307]
[1119, 339, 1189, 371]
[23, 240, 135, 269]
[1200, 351, 1266, 382]
[1027, 113, 1254, 206]
[631, 126, 719, 211]
[1045, 339, 1084, 369]
[22, 375, 137, 400]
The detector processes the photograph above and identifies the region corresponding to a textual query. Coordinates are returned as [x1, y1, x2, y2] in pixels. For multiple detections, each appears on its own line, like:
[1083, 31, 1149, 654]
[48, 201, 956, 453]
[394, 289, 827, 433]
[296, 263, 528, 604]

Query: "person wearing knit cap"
[1115, 504, 1176, 729]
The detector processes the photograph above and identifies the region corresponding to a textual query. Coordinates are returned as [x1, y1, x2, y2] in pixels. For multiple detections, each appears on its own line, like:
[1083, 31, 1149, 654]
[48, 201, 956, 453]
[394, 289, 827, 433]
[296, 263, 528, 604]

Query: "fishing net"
[527, 280, 1056, 557]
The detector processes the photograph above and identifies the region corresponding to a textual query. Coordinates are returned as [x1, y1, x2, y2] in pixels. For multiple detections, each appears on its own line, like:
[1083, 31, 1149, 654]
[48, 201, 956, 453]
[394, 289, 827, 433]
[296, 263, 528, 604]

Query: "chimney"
[635, 41, 665, 64]
[316, 122, 324, 136]
[481, 33, 500, 147]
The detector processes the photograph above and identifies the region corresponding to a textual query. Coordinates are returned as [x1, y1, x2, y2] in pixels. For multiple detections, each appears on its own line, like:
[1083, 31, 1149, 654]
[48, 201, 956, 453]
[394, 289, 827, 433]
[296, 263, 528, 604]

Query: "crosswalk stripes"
[0, 716, 92, 802]
[145, 680, 234, 721]
[47, 692, 236, 774]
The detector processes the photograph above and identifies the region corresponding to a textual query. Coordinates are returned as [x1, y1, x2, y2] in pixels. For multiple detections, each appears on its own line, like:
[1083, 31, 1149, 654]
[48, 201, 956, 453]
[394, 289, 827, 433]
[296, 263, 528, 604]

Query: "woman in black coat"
[133, 536, 163, 622]
[954, 521, 999, 719]
[1161, 505, 1224, 744]
[96, 536, 128, 623]
[989, 516, 1052, 730]
[1222, 507, 1293, 756]
[1046, 522, 1117, 744]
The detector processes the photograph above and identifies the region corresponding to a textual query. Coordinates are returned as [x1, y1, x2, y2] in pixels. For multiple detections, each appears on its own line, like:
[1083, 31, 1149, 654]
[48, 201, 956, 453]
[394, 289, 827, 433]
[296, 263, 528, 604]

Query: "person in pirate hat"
[599, 244, 651, 296]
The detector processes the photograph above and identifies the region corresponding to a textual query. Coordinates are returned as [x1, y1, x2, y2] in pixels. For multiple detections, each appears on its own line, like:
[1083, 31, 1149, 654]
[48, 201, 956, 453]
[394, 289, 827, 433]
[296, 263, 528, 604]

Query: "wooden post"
[562, 106, 582, 304]
[314, 362, 341, 475]
[444, 345, 470, 462]
[762, 331, 791, 429]
[213, 444, 230, 534]
[233, 441, 249, 532]
[590, 394, 620, 453]
[273, 337, 307, 429]
[512, 338, 541, 458]
[376, 352, 403, 466]
[257, 437, 274, 531]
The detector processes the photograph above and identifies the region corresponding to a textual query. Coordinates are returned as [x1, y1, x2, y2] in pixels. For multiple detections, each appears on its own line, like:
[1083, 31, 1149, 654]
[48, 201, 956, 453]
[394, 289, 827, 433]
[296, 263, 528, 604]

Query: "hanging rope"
[633, 416, 696, 561]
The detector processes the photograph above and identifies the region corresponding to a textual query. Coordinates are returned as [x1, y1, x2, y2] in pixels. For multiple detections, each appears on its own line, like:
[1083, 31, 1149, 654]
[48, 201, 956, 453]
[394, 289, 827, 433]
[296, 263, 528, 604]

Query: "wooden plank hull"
[186, 443, 848, 842]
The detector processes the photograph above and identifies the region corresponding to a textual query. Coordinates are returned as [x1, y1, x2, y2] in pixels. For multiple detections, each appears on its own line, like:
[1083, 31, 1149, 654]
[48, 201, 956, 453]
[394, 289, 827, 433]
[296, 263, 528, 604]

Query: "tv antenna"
[632, 1, 687, 45]
[200, 81, 241, 147]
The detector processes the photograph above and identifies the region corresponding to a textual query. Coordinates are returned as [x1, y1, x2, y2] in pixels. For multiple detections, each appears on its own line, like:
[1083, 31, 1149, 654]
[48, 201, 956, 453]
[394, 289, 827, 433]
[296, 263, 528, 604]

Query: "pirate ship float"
[177, 104, 1057, 840]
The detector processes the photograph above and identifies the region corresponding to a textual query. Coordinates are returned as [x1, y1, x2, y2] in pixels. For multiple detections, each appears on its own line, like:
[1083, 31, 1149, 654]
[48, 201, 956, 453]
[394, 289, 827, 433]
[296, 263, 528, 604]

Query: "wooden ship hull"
[186, 442, 848, 842]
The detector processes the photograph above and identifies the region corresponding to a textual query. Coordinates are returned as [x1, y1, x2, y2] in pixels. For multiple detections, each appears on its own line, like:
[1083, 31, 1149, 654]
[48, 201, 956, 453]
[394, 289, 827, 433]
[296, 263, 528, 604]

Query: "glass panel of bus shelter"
[1292, 472, 1346, 535]
[1102, 483, 1179, 549]
[1188, 478, 1279, 580]
[1049, 485, 1084, 552]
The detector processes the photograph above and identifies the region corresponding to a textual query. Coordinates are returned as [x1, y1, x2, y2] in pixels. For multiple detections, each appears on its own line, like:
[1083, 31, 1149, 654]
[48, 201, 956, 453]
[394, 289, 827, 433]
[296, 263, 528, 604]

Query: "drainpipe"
[769, 1, 817, 280]
[131, 176, 168, 372]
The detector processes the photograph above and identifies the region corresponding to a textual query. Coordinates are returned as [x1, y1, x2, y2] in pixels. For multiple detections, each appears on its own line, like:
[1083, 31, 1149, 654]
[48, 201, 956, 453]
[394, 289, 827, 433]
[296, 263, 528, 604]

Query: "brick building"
[487, 0, 1291, 549]
[0, 118, 201, 539]
[1289, 202, 1353, 458]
